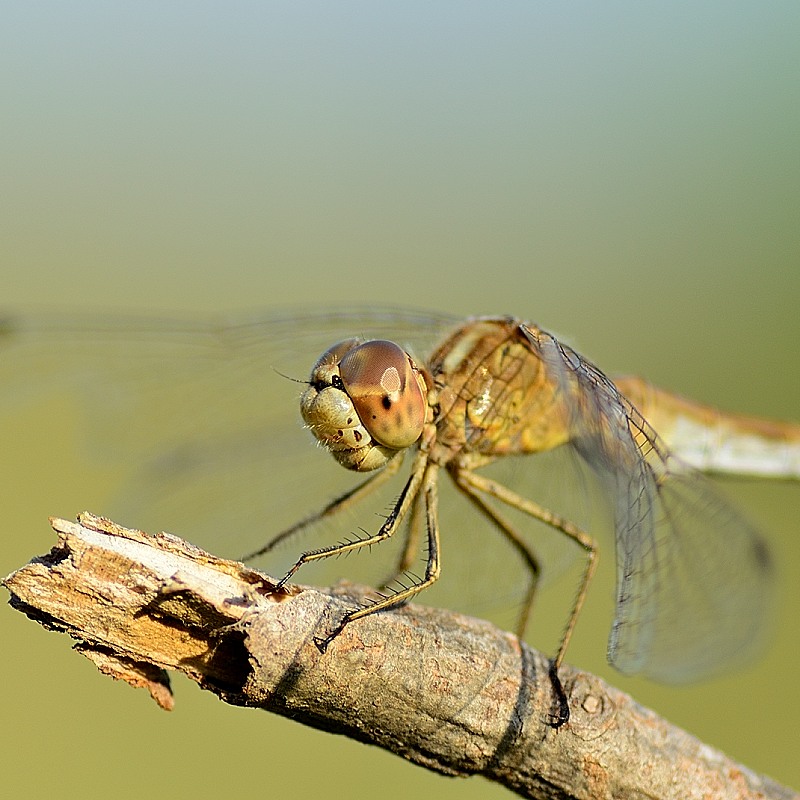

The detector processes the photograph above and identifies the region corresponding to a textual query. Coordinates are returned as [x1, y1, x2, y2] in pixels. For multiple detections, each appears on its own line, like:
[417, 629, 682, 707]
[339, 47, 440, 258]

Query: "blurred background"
[1, 1, 798, 795]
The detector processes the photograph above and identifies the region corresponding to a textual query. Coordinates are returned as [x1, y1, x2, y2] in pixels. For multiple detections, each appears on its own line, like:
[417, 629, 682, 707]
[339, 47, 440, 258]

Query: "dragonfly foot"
[313, 616, 350, 654]
[275, 566, 300, 592]
[545, 660, 570, 728]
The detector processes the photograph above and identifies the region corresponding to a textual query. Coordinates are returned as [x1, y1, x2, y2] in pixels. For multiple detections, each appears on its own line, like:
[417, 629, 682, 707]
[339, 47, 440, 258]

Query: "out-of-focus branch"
[3, 513, 795, 800]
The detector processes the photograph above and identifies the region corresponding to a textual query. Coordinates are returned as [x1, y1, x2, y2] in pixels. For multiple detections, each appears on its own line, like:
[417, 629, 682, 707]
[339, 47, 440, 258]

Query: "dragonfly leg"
[275, 449, 428, 592]
[454, 468, 598, 726]
[376, 491, 425, 591]
[451, 468, 541, 640]
[240, 453, 405, 561]
[314, 461, 441, 652]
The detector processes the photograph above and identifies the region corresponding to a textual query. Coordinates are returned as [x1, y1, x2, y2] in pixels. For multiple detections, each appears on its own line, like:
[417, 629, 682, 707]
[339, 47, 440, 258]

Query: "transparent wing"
[528, 326, 774, 682]
[0, 306, 456, 557]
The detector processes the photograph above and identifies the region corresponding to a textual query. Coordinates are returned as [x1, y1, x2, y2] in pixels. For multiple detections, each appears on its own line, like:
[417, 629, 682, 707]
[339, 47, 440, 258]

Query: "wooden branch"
[3, 513, 795, 800]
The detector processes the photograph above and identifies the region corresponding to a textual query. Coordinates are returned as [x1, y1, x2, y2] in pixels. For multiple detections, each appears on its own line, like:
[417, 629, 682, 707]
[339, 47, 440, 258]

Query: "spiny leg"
[315, 462, 442, 652]
[377, 490, 425, 591]
[456, 468, 598, 727]
[240, 453, 404, 561]
[276, 449, 429, 592]
[451, 468, 541, 640]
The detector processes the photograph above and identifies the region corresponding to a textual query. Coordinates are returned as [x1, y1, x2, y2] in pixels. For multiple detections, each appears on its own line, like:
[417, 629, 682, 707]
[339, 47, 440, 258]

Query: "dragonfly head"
[300, 338, 428, 472]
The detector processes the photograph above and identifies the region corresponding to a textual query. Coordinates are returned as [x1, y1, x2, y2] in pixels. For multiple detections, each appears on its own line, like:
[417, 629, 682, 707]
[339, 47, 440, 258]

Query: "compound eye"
[309, 338, 363, 378]
[338, 340, 426, 449]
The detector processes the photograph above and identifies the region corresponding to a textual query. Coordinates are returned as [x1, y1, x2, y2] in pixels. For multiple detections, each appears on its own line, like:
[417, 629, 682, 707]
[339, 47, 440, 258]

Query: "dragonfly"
[1, 308, 796, 708]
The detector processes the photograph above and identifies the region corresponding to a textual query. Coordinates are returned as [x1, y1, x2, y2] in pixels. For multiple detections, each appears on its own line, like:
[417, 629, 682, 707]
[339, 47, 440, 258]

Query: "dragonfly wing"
[526, 325, 774, 682]
[0, 306, 456, 554]
[609, 464, 773, 681]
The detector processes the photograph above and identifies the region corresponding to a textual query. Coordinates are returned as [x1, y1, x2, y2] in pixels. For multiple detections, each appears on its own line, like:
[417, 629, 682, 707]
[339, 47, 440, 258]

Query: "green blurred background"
[2, 1, 798, 795]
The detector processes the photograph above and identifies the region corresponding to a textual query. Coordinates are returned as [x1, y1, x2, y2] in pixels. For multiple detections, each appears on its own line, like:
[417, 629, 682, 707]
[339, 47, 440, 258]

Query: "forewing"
[0, 306, 455, 557]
